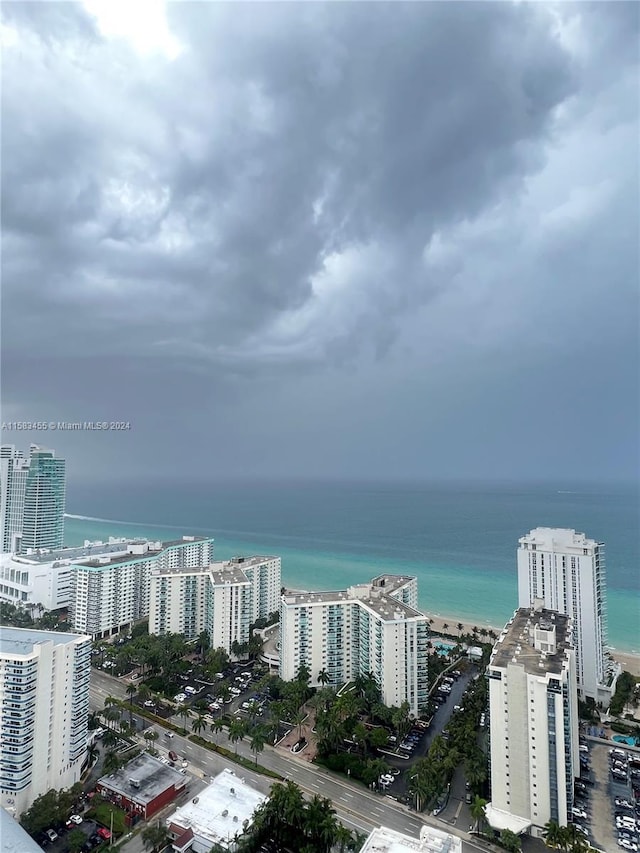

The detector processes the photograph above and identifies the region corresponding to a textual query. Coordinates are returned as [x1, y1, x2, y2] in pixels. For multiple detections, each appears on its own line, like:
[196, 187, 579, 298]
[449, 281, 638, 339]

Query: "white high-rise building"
[0, 446, 30, 553]
[517, 527, 620, 703]
[149, 556, 281, 654]
[0, 445, 66, 553]
[280, 575, 429, 716]
[0, 536, 214, 639]
[486, 604, 579, 839]
[72, 537, 214, 639]
[0, 628, 91, 816]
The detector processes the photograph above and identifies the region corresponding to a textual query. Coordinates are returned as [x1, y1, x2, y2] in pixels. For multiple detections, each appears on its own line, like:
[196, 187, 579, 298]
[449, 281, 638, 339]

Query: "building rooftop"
[370, 574, 415, 593]
[151, 555, 278, 581]
[167, 768, 267, 849]
[360, 825, 462, 853]
[13, 538, 155, 565]
[519, 527, 601, 549]
[1, 807, 42, 852]
[282, 575, 424, 622]
[158, 536, 213, 549]
[98, 753, 185, 805]
[490, 605, 572, 676]
[0, 626, 89, 656]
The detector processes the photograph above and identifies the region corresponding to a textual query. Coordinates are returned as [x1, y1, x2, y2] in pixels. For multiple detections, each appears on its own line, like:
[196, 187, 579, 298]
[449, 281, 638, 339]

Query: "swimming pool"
[435, 642, 455, 657]
[612, 735, 640, 746]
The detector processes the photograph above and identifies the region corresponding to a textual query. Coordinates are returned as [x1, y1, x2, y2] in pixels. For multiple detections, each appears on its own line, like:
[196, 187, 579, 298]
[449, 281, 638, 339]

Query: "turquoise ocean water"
[64, 480, 639, 654]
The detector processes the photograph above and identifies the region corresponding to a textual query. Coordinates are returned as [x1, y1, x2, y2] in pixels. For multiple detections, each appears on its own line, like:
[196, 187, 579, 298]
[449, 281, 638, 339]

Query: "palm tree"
[142, 822, 169, 853]
[178, 705, 191, 731]
[542, 820, 563, 849]
[442, 622, 449, 633]
[210, 718, 224, 743]
[229, 719, 247, 755]
[137, 683, 151, 705]
[191, 714, 207, 736]
[125, 684, 137, 726]
[291, 710, 306, 742]
[470, 795, 487, 834]
[317, 668, 330, 686]
[456, 622, 464, 638]
[249, 726, 267, 765]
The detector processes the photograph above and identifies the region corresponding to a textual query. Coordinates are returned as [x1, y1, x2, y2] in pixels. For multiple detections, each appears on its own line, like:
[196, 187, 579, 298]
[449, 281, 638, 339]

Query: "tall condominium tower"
[21, 446, 66, 551]
[517, 527, 620, 704]
[149, 555, 281, 653]
[0, 628, 91, 816]
[280, 575, 429, 717]
[486, 604, 579, 838]
[0, 446, 29, 553]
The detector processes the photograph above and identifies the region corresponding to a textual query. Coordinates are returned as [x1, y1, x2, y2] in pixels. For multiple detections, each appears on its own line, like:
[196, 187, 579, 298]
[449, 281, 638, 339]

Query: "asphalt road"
[89, 669, 498, 853]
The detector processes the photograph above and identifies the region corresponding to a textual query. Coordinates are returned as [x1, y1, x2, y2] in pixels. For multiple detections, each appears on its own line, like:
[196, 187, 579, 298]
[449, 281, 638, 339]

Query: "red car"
[96, 828, 111, 840]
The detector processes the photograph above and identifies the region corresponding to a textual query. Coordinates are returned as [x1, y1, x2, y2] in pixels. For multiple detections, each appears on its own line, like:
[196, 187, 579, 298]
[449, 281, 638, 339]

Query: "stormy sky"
[1, 1, 638, 485]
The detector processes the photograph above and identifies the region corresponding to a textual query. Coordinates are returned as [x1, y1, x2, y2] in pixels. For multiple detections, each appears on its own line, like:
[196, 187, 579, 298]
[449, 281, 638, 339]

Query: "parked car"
[168, 751, 178, 762]
[66, 815, 83, 826]
[46, 829, 58, 842]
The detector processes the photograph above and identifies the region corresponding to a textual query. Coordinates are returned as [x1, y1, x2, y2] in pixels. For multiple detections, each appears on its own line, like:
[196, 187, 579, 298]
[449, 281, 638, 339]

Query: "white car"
[174, 693, 187, 703]
[230, 688, 242, 696]
[184, 686, 196, 695]
[618, 840, 638, 852]
[572, 808, 587, 819]
[144, 700, 155, 708]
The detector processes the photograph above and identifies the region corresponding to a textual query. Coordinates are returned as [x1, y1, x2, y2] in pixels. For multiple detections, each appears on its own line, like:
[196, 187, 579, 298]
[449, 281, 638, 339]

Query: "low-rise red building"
[96, 753, 186, 821]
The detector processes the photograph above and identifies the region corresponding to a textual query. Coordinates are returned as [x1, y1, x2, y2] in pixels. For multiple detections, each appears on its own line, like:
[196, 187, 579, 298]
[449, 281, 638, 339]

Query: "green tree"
[542, 820, 562, 849]
[210, 718, 224, 743]
[500, 829, 522, 852]
[125, 684, 137, 726]
[291, 710, 306, 742]
[191, 714, 207, 736]
[67, 829, 86, 853]
[470, 796, 487, 834]
[317, 668, 330, 686]
[142, 822, 169, 853]
[229, 719, 247, 754]
[249, 726, 268, 765]
[197, 630, 210, 663]
[296, 663, 311, 686]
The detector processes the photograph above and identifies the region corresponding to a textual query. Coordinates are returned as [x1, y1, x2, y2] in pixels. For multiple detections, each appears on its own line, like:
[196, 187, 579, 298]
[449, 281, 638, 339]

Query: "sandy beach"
[426, 612, 640, 677]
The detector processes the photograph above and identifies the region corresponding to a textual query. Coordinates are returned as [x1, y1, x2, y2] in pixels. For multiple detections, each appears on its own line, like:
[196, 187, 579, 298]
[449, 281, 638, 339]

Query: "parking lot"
[584, 740, 640, 852]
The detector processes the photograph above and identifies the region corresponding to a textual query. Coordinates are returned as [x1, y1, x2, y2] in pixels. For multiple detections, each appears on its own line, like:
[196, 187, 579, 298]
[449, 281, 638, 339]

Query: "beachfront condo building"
[279, 575, 429, 716]
[517, 527, 620, 704]
[0, 627, 91, 816]
[1, 445, 65, 553]
[486, 604, 579, 839]
[72, 536, 214, 639]
[0, 446, 29, 553]
[0, 535, 214, 639]
[149, 556, 281, 654]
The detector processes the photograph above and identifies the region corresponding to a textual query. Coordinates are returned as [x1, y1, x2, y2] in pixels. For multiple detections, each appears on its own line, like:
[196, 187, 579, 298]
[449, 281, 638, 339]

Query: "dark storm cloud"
[3, 3, 574, 361]
[1, 1, 638, 482]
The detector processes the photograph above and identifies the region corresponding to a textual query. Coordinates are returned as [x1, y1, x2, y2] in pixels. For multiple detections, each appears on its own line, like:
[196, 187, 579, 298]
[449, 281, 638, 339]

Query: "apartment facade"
[0, 628, 91, 816]
[0, 446, 30, 554]
[280, 575, 429, 716]
[72, 537, 214, 639]
[517, 527, 620, 703]
[149, 556, 281, 654]
[486, 605, 579, 838]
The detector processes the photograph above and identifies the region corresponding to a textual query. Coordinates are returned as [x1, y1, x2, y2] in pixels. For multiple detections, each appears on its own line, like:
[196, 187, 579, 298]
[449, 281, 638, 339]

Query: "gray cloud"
[1, 1, 637, 483]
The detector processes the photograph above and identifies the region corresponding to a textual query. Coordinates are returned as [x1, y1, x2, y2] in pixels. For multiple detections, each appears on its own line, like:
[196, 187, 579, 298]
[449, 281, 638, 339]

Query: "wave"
[64, 513, 184, 530]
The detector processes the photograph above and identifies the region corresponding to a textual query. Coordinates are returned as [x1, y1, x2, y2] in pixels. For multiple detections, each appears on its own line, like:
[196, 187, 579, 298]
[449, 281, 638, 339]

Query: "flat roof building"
[166, 768, 267, 853]
[96, 753, 186, 821]
[280, 575, 429, 716]
[0, 628, 91, 816]
[149, 556, 281, 655]
[517, 527, 620, 704]
[487, 603, 579, 838]
[359, 824, 462, 853]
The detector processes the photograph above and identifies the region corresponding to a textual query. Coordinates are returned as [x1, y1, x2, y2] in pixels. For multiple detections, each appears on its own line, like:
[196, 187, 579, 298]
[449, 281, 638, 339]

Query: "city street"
[89, 669, 497, 852]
